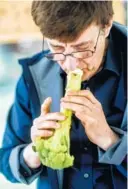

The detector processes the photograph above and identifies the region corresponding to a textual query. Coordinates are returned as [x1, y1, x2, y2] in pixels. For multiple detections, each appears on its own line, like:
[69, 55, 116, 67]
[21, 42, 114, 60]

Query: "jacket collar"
[94, 35, 126, 112]
[104, 33, 126, 112]
[28, 57, 64, 113]
[103, 34, 120, 77]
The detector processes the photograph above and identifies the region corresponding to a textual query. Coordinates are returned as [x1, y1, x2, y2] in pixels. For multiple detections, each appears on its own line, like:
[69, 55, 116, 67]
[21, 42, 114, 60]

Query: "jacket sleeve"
[0, 76, 43, 184]
[97, 105, 127, 178]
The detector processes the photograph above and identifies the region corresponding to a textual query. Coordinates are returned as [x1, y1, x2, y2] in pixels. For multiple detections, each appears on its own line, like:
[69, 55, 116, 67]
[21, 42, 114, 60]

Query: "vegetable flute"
[34, 69, 83, 169]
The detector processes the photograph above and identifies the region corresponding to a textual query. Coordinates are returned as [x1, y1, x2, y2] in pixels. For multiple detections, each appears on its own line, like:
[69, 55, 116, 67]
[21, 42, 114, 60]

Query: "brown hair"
[31, 1, 114, 42]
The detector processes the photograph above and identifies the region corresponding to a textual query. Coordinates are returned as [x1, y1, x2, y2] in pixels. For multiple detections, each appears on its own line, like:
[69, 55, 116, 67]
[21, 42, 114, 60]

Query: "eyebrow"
[50, 40, 91, 48]
[71, 41, 91, 48]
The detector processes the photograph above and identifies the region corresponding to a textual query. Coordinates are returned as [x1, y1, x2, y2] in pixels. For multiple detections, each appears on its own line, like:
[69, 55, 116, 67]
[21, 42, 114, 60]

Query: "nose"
[63, 55, 79, 71]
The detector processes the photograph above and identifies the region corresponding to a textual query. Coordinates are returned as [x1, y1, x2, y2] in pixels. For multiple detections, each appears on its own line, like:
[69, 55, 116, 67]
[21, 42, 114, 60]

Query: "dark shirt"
[62, 37, 123, 189]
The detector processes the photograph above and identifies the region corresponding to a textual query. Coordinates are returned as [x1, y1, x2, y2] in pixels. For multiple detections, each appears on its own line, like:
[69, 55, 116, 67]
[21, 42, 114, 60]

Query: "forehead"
[46, 24, 99, 47]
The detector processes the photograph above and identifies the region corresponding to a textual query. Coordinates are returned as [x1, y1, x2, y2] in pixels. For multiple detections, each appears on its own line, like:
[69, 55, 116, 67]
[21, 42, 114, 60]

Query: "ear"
[103, 18, 113, 38]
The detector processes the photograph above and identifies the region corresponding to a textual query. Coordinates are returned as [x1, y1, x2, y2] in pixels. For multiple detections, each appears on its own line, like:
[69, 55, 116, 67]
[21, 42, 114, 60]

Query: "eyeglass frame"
[43, 29, 101, 61]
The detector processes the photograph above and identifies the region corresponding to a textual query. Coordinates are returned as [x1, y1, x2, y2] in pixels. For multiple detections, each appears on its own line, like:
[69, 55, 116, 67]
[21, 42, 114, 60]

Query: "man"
[0, 1, 127, 189]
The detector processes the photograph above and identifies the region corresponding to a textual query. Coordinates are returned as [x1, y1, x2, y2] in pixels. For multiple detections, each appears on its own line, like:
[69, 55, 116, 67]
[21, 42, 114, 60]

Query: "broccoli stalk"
[34, 69, 83, 169]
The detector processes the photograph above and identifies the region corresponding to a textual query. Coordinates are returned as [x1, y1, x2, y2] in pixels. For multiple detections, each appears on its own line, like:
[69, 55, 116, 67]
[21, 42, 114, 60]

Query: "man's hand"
[61, 90, 119, 151]
[23, 97, 66, 169]
[31, 97, 66, 141]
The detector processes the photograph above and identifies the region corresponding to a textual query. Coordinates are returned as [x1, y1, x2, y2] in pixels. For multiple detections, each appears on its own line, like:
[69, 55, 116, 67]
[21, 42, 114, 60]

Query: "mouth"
[82, 66, 95, 71]
[65, 66, 95, 74]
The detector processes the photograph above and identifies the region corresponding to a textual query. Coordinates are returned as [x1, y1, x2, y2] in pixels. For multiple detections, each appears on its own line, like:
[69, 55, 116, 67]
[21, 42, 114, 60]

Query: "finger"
[41, 97, 52, 116]
[61, 101, 85, 113]
[67, 90, 99, 104]
[34, 113, 66, 125]
[31, 128, 53, 141]
[33, 130, 53, 140]
[44, 112, 66, 121]
[61, 96, 93, 111]
[37, 121, 60, 129]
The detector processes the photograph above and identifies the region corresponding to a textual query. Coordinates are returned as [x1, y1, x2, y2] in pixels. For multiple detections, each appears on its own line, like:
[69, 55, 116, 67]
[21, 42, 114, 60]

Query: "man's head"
[31, 1, 114, 81]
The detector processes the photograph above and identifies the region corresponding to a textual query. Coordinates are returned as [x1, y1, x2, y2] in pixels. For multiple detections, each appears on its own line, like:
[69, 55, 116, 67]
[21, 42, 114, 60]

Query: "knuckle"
[85, 90, 90, 95]
[31, 125, 35, 133]
[31, 133, 36, 140]
[31, 127, 36, 140]
[80, 106, 85, 112]
[97, 101, 102, 108]
[31, 136, 35, 142]
[33, 118, 38, 125]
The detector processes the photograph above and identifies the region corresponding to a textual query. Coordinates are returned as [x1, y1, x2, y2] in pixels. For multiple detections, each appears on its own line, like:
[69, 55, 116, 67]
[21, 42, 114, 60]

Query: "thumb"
[41, 97, 52, 116]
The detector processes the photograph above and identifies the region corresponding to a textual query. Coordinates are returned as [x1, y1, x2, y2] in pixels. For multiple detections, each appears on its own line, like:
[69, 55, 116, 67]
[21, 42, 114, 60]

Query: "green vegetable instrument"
[34, 69, 83, 169]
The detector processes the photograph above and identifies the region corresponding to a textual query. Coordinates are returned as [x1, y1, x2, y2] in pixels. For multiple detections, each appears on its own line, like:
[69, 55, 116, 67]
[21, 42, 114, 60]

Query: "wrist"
[23, 143, 41, 169]
[101, 131, 120, 151]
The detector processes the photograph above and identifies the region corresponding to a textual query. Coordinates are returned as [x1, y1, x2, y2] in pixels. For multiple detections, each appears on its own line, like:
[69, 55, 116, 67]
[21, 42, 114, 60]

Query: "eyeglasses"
[43, 29, 100, 61]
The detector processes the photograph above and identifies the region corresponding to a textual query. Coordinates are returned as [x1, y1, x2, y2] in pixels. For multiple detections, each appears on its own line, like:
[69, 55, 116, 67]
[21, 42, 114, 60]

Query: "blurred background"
[0, 1, 127, 189]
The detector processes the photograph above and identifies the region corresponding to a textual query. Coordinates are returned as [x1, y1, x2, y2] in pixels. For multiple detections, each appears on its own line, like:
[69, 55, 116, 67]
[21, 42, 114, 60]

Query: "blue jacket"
[0, 22, 127, 189]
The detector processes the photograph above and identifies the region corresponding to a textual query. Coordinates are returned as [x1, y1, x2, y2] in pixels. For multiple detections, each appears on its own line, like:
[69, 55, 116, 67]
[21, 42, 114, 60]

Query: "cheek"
[82, 48, 102, 67]
[82, 57, 95, 66]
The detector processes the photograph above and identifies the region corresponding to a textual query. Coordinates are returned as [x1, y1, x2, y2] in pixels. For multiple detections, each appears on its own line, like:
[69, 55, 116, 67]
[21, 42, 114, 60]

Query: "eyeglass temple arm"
[93, 29, 101, 51]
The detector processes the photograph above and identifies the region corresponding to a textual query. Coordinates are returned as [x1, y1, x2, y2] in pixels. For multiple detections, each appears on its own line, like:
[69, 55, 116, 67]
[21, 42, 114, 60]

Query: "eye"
[51, 45, 64, 51]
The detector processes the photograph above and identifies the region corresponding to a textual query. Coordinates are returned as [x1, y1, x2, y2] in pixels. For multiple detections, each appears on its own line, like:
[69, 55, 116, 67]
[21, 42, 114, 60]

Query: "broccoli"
[34, 69, 83, 169]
